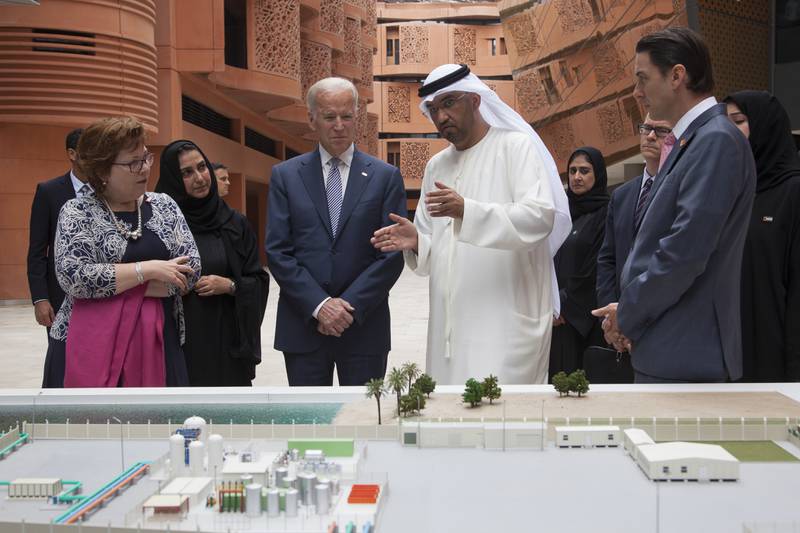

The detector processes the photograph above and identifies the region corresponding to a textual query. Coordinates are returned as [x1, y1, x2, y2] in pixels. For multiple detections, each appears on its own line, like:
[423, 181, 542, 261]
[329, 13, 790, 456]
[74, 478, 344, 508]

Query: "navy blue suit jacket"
[596, 175, 643, 308]
[27, 172, 75, 312]
[265, 148, 407, 354]
[617, 104, 756, 381]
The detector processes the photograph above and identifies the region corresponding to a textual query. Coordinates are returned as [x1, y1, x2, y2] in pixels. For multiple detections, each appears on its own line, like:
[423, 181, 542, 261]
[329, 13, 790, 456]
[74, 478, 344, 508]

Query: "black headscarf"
[566, 146, 610, 219]
[724, 91, 800, 194]
[155, 140, 235, 233]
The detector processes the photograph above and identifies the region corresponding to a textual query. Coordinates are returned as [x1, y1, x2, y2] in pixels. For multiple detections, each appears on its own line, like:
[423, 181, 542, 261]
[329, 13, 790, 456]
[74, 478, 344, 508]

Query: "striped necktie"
[326, 157, 343, 237]
[633, 176, 654, 231]
[78, 183, 91, 197]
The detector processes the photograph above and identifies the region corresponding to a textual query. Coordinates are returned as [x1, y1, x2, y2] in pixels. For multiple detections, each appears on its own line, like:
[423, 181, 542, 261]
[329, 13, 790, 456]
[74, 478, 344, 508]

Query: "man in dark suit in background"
[593, 27, 756, 382]
[596, 114, 672, 308]
[27, 128, 88, 336]
[266, 77, 406, 386]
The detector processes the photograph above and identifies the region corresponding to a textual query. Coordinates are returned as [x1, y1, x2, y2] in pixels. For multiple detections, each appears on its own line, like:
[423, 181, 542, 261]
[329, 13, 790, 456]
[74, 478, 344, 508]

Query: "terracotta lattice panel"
[515, 69, 549, 117]
[505, 11, 540, 55]
[453, 27, 477, 66]
[254, 0, 301, 80]
[596, 101, 626, 145]
[343, 17, 360, 66]
[555, 0, 595, 33]
[400, 26, 430, 64]
[320, 0, 345, 36]
[400, 142, 431, 182]
[359, 45, 373, 93]
[301, 40, 332, 98]
[387, 86, 411, 123]
[593, 41, 625, 88]
[539, 119, 577, 164]
[365, 1, 377, 37]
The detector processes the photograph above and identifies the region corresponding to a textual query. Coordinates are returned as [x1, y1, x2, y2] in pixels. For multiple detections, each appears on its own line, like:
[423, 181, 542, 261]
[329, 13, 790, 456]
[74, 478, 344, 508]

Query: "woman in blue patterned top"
[44, 117, 201, 388]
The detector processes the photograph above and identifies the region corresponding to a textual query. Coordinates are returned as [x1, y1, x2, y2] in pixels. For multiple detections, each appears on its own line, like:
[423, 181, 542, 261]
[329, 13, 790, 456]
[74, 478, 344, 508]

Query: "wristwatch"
[229, 279, 236, 294]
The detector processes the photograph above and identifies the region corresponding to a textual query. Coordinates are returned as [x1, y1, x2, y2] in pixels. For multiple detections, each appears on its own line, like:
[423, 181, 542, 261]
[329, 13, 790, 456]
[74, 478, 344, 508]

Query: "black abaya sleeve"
[560, 207, 607, 338]
[785, 194, 800, 380]
[223, 213, 269, 364]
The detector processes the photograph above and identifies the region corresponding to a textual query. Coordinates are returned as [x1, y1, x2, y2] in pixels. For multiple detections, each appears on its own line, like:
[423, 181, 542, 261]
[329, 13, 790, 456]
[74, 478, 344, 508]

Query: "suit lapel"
[298, 150, 333, 239]
[334, 150, 372, 242]
[619, 175, 642, 244]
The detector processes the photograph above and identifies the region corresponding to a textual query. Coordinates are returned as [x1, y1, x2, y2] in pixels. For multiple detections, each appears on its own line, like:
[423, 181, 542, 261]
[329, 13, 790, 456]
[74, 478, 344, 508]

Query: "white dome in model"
[183, 416, 207, 442]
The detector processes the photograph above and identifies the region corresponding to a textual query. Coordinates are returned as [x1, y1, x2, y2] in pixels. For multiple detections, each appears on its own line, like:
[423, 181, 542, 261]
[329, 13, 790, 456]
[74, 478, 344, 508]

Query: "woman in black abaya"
[724, 91, 800, 381]
[549, 147, 610, 380]
[156, 141, 269, 386]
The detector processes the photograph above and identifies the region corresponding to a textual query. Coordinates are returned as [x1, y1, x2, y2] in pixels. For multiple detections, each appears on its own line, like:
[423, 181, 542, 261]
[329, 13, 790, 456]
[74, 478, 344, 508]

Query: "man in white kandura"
[371, 64, 571, 384]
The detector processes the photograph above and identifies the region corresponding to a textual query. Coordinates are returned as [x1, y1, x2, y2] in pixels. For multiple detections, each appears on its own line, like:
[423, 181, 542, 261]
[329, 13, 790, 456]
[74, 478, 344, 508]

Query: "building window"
[403, 432, 417, 445]
[681, 466, 688, 473]
[607, 434, 614, 440]
[387, 142, 400, 167]
[560, 60, 574, 87]
[32, 28, 95, 56]
[224, 0, 247, 69]
[562, 434, 569, 441]
[538, 65, 560, 105]
[662, 466, 670, 474]
[489, 38, 497, 56]
[182, 95, 234, 140]
[245, 127, 279, 158]
[386, 27, 400, 65]
[499, 37, 507, 55]
[573, 65, 583, 83]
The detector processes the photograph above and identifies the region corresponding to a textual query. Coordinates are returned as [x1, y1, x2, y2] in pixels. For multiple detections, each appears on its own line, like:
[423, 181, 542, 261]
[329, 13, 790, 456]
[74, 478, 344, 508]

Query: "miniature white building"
[159, 477, 212, 508]
[402, 421, 546, 449]
[623, 428, 655, 454]
[555, 426, 620, 448]
[634, 442, 739, 482]
[221, 452, 276, 486]
[9, 478, 62, 498]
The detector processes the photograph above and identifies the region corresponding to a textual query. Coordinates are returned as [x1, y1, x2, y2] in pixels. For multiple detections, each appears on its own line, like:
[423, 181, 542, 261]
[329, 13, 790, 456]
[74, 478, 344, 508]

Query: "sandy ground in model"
[333, 392, 800, 425]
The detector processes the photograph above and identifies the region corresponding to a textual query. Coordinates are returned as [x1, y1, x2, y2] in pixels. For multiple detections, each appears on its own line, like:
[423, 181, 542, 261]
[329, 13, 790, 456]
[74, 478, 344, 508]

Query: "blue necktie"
[326, 158, 343, 237]
[78, 184, 91, 197]
[633, 176, 653, 231]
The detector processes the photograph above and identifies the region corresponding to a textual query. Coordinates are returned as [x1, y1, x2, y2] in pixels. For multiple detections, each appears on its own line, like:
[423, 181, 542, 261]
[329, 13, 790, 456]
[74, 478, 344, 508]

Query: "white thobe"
[405, 127, 557, 385]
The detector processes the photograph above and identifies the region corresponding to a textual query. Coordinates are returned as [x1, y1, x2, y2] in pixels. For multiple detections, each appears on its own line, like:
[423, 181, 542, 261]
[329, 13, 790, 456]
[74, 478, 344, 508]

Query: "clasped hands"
[370, 181, 463, 253]
[591, 303, 633, 353]
[317, 297, 355, 337]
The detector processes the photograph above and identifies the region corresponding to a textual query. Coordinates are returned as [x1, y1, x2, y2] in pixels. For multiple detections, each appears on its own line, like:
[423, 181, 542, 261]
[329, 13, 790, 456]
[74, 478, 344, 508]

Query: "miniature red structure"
[347, 484, 380, 504]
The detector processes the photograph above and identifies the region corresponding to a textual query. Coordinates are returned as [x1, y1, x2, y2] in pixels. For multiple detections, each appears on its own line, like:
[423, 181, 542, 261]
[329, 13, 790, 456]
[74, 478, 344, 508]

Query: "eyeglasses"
[637, 124, 672, 138]
[112, 151, 154, 174]
[426, 93, 468, 116]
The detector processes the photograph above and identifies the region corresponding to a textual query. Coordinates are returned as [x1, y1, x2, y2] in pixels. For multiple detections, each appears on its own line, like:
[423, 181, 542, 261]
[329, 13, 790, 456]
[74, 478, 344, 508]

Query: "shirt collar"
[319, 143, 355, 168]
[671, 96, 717, 140]
[70, 170, 92, 195]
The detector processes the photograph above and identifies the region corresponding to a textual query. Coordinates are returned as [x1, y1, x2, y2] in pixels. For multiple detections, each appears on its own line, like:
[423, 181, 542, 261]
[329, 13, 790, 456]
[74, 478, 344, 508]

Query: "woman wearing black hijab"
[724, 91, 800, 382]
[549, 147, 610, 380]
[156, 140, 269, 386]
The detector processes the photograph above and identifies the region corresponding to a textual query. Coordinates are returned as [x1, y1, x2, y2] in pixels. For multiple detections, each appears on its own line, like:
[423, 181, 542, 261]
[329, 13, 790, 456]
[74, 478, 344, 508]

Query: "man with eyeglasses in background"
[27, 128, 89, 348]
[596, 115, 672, 315]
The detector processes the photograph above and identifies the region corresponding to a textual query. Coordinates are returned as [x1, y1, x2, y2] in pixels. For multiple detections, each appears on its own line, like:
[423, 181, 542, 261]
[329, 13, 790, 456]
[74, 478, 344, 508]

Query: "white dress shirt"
[671, 96, 718, 140]
[313, 143, 356, 319]
[70, 170, 93, 197]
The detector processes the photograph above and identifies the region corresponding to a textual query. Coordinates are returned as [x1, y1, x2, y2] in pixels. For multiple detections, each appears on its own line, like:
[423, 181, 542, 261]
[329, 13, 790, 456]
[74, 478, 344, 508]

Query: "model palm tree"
[401, 361, 422, 391]
[365, 378, 386, 425]
[386, 367, 406, 416]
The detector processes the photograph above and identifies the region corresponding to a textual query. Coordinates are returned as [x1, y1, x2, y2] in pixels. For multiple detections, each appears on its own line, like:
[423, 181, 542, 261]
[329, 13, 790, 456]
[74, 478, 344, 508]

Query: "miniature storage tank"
[274, 466, 288, 488]
[189, 440, 205, 476]
[183, 416, 207, 443]
[285, 488, 299, 517]
[169, 434, 185, 474]
[208, 434, 224, 473]
[315, 483, 330, 514]
[298, 472, 317, 505]
[267, 488, 280, 517]
[245, 484, 262, 517]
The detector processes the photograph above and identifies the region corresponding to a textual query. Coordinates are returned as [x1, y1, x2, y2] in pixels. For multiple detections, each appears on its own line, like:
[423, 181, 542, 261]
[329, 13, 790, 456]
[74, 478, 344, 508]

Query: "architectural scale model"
[1, 385, 800, 533]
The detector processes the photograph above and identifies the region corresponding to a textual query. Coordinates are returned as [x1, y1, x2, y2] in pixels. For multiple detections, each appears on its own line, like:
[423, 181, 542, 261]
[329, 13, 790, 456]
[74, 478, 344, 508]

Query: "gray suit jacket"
[617, 104, 756, 381]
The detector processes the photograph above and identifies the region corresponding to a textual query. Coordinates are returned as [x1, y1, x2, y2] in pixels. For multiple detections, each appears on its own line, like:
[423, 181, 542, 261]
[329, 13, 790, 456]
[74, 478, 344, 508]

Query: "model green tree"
[552, 371, 570, 397]
[481, 374, 502, 404]
[414, 374, 436, 398]
[399, 386, 426, 417]
[365, 378, 386, 425]
[401, 362, 422, 391]
[568, 369, 590, 397]
[386, 367, 406, 416]
[462, 378, 483, 407]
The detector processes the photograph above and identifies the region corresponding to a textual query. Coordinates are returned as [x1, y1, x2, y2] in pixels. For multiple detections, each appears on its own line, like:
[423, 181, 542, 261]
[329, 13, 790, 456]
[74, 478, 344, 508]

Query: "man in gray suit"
[593, 27, 756, 383]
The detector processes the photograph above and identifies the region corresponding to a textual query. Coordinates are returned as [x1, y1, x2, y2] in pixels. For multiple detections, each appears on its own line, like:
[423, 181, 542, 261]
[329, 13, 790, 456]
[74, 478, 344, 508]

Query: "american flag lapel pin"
[679, 138, 687, 147]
